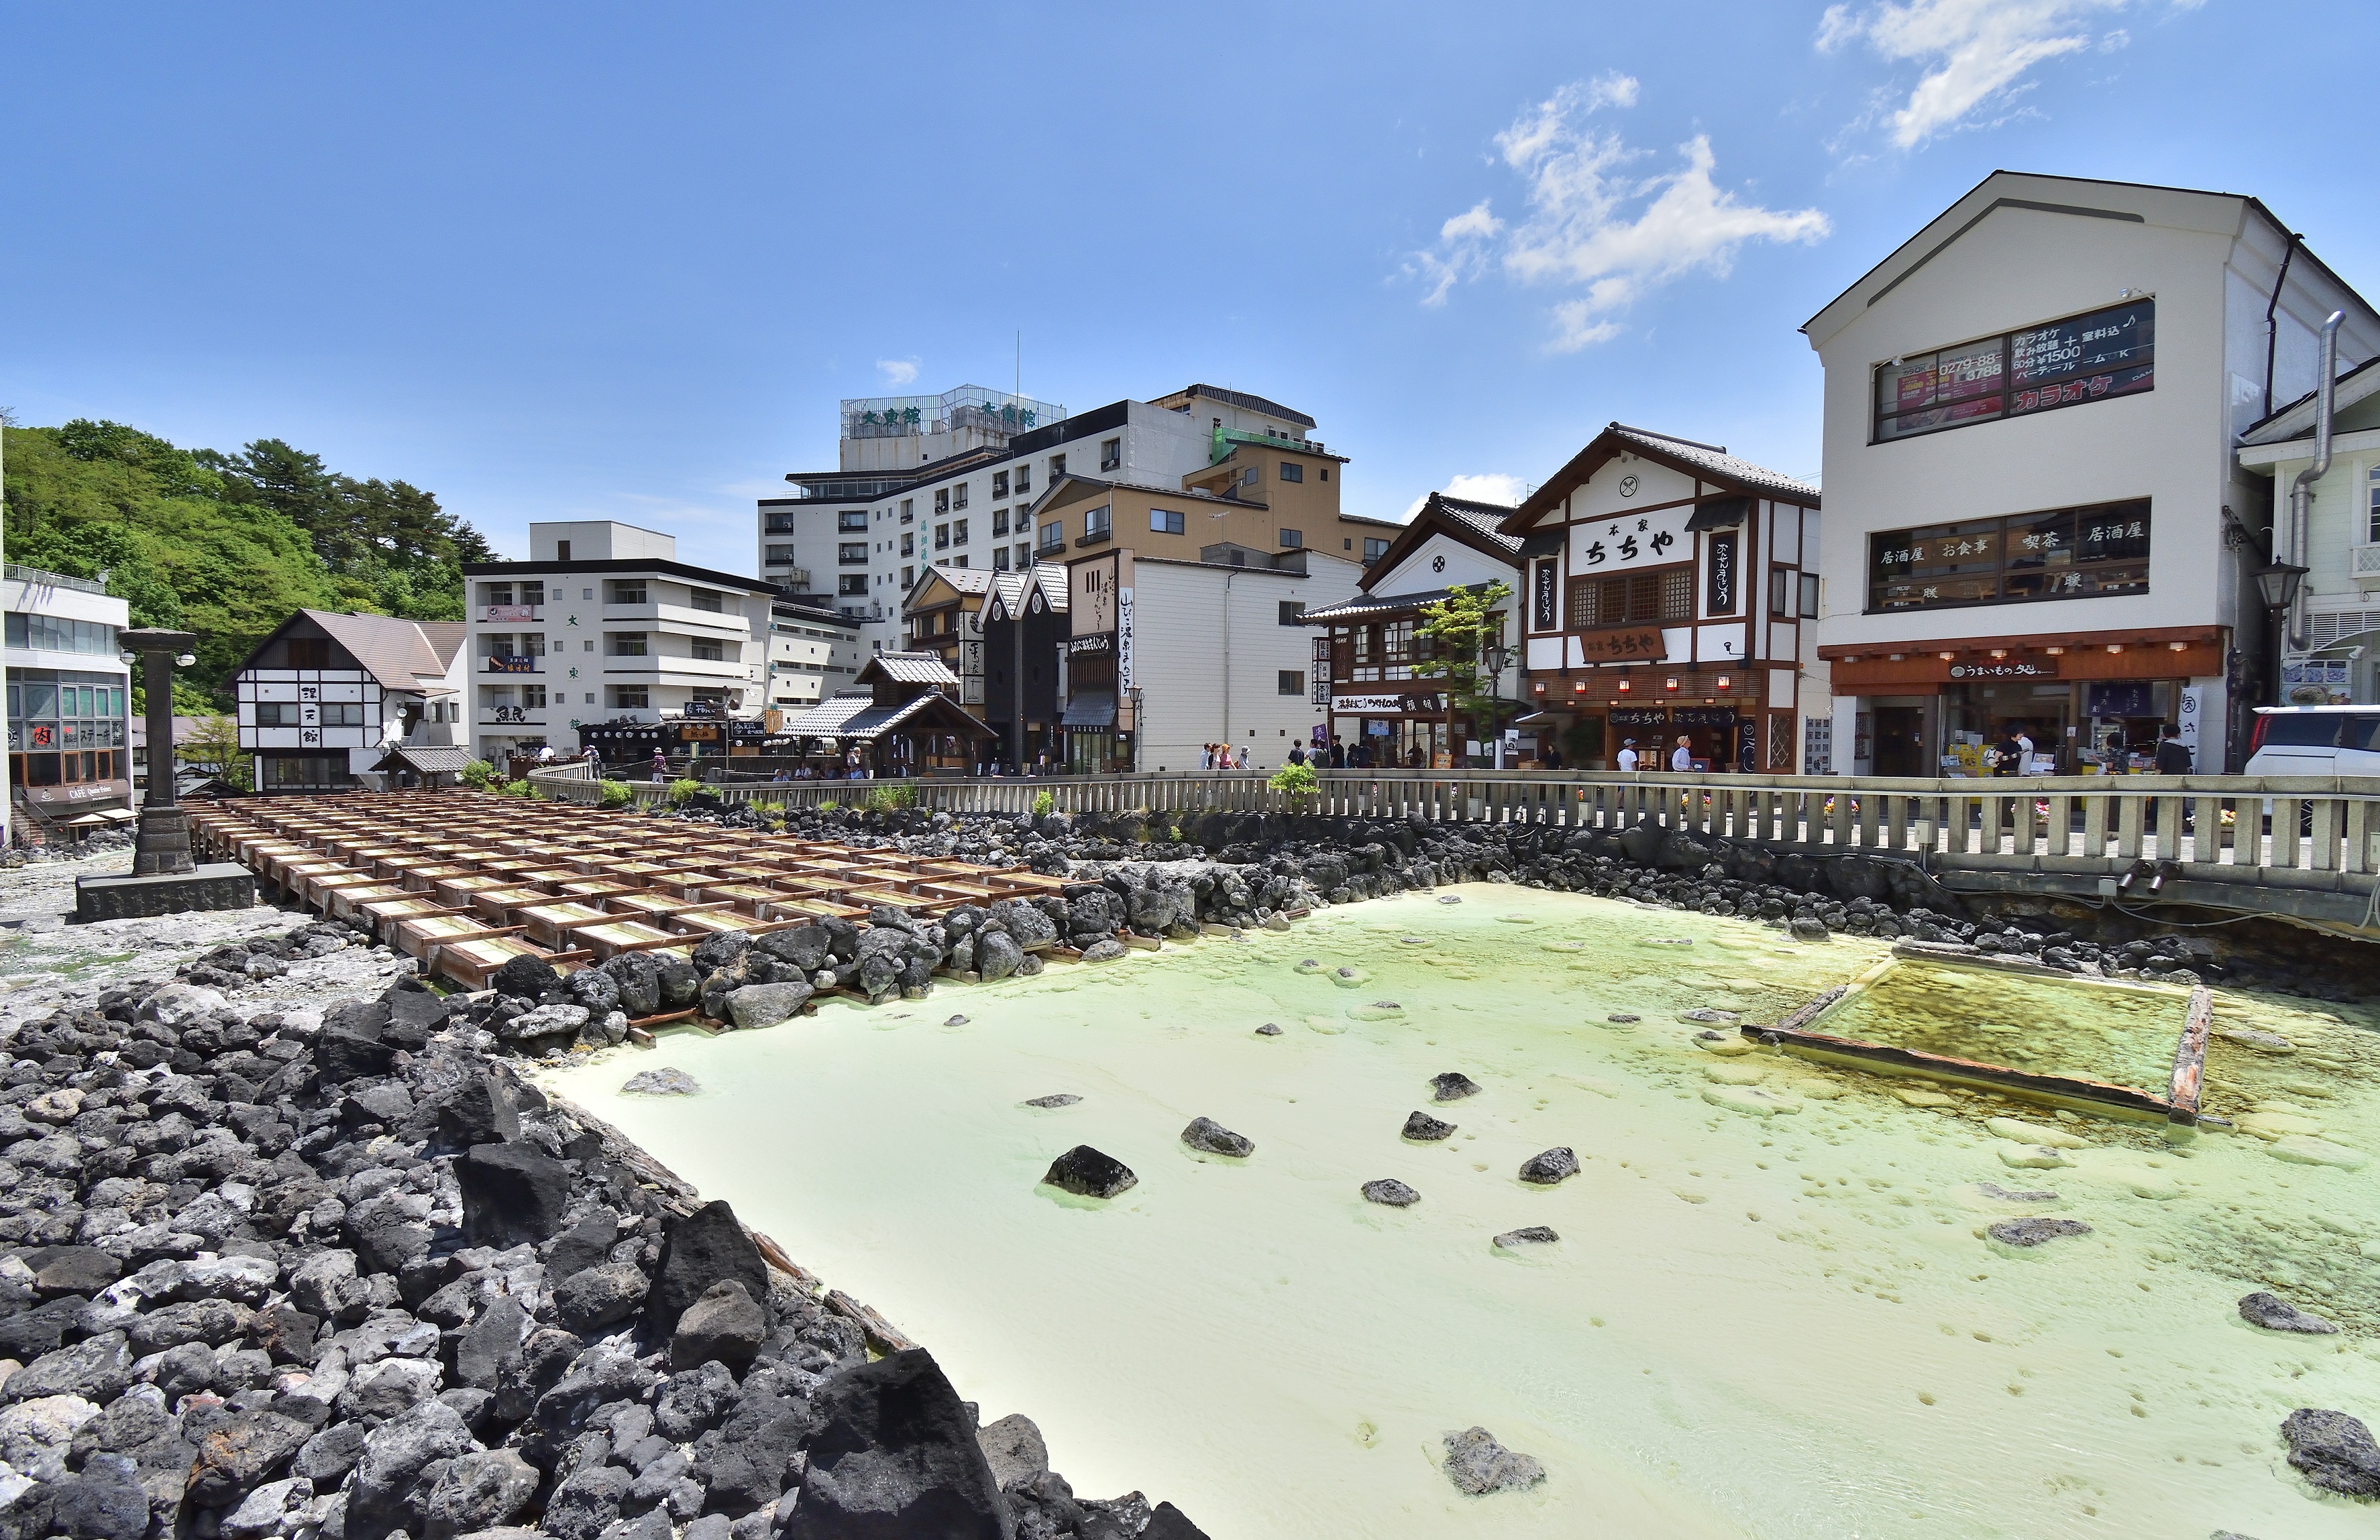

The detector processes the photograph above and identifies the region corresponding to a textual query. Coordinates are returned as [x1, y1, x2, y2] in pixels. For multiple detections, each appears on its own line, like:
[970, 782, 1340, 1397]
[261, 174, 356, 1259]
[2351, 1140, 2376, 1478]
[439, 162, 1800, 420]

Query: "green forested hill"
[2, 420, 488, 708]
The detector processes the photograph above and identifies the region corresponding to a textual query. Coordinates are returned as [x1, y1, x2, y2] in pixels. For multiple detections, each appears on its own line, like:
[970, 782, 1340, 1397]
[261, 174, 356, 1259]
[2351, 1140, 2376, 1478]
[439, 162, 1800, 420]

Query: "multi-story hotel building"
[758, 383, 1399, 655]
[463, 521, 770, 763]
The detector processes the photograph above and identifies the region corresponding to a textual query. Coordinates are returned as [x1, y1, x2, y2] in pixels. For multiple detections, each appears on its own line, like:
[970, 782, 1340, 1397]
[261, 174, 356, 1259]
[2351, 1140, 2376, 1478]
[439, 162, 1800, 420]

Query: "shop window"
[1867, 499, 2149, 613]
[1566, 564, 1694, 629]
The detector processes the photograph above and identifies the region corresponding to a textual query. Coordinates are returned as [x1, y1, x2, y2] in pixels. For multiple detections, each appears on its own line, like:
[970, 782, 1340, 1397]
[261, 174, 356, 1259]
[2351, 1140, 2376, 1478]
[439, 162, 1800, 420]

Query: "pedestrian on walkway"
[1617, 738, 1639, 773]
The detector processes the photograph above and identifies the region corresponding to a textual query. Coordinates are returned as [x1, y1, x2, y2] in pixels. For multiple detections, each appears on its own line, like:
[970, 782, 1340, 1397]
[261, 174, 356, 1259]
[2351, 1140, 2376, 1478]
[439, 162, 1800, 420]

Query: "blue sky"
[5, 1, 2375, 573]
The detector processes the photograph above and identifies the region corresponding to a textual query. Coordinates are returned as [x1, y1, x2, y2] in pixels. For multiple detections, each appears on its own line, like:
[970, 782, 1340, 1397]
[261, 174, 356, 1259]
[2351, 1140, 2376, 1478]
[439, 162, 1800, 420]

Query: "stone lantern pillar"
[74, 629, 257, 921]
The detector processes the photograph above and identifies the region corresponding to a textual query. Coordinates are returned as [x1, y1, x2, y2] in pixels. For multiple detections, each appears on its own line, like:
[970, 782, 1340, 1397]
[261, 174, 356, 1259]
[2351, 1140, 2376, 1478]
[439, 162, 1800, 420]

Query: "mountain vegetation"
[2, 419, 488, 707]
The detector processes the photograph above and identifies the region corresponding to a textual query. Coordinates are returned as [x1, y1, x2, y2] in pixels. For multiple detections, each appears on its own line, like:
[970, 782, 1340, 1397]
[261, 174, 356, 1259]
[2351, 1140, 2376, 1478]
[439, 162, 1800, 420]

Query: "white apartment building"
[5, 564, 134, 839]
[1805, 172, 2379, 774]
[464, 521, 770, 763]
[758, 382, 1339, 655]
[765, 599, 867, 716]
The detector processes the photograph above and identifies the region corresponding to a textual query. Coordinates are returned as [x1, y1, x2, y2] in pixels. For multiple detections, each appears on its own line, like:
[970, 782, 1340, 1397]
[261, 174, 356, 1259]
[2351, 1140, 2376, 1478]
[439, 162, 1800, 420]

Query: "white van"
[2244, 706, 2380, 776]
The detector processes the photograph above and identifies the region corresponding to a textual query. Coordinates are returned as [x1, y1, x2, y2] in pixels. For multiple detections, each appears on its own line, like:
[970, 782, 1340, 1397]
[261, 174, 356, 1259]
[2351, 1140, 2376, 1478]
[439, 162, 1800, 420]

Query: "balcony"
[2353, 543, 2380, 585]
[839, 553, 870, 566]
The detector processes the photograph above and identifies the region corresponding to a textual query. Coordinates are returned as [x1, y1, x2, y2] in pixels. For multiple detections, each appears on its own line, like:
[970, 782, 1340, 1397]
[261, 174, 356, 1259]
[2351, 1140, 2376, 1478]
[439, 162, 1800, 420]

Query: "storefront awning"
[1684, 495, 1750, 531]
[1060, 692, 1117, 729]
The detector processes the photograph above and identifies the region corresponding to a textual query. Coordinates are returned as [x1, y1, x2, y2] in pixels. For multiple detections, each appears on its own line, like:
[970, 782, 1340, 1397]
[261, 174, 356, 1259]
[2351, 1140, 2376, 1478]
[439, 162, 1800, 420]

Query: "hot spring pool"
[541, 885, 2380, 1537]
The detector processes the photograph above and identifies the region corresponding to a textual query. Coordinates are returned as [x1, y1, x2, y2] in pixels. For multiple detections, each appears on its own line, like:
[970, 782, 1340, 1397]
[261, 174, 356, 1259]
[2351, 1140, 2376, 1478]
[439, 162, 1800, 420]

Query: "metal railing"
[521, 765, 2380, 929]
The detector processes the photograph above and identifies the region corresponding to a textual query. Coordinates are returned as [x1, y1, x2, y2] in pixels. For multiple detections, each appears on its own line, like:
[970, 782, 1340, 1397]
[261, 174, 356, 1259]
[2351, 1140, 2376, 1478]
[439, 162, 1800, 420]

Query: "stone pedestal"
[75, 864, 256, 922]
[131, 805, 196, 876]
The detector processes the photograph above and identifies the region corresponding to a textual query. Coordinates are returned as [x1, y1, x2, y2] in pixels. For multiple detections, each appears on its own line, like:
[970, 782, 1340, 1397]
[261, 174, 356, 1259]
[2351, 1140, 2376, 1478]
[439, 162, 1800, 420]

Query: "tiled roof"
[927, 565, 994, 593]
[1430, 494, 1523, 554]
[776, 689, 986, 742]
[373, 744, 474, 773]
[1299, 588, 1458, 623]
[303, 610, 465, 697]
[861, 652, 961, 686]
[1604, 425, 1818, 502]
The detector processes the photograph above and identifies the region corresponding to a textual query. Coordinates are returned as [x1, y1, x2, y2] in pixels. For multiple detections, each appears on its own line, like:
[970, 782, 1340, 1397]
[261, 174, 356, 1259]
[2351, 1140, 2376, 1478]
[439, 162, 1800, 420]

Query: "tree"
[1416, 580, 1512, 767]
[181, 716, 252, 791]
[4, 418, 485, 708]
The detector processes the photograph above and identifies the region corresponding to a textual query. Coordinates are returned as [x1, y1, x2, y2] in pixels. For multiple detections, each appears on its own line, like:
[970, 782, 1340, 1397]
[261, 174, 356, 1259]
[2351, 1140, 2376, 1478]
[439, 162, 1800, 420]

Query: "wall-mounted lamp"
[2167, 640, 2188, 652]
[2106, 644, 2125, 654]
[1989, 648, 2008, 659]
[2044, 646, 2066, 656]
[1936, 651, 1957, 661]
[1663, 676, 1680, 692]
[1714, 675, 1731, 691]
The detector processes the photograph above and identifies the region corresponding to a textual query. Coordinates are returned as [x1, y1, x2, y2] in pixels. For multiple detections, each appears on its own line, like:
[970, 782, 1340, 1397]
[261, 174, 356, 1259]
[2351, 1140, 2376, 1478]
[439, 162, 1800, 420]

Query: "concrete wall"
[528, 521, 677, 562]
[1130, 552, 1360, 773]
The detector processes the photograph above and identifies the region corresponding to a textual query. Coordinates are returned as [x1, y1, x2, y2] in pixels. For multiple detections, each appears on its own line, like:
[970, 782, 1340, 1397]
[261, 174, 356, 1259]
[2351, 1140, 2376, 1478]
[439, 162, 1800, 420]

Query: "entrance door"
[1873, 707, 1928, 777]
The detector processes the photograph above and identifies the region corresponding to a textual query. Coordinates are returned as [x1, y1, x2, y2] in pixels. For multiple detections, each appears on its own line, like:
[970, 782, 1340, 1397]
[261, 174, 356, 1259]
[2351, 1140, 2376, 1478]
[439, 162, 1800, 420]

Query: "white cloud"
[1409, 83, 1818, 352]
[876, 357, 920, 387]
[1819, 0, 2136, 149]
[1401, 473, 1530, 519]
[1413, 80, 1828, 350]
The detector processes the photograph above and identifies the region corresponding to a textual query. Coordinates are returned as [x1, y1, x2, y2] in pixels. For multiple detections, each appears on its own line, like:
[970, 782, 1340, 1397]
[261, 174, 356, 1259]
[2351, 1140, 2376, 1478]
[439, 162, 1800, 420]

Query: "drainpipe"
[2262, 232, 2301, 419]
[1220, 568, 1234, 762]
[2286, 310, 2345, 653]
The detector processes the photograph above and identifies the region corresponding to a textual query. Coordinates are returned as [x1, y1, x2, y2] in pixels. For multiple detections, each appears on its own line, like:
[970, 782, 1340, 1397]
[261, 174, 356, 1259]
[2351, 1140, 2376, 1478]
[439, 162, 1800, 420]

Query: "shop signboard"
[1706, 530, 1737, 617]
[2085, 682, 2153, 717]
[1576, 626, 1667, 663]
[1532, 560, 1558, 630]
[1674, 706, 1738, 728]
[1072, 554, 1119, 636]
[1947, 659, 2059, 680]
[1331, 693, 1443, 715]
[1608, 705, 1672, 731]
[1117, 587, 1134, 696]
[1570, 507, 1692, 576]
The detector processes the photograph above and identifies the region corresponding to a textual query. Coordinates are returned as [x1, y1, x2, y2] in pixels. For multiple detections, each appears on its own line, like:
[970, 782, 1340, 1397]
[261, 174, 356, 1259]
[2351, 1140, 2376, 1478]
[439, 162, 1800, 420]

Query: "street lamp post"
[1481, 639, 1513, 770]
[2256, 562, 2309, 706]
[122, 628, 199, 875]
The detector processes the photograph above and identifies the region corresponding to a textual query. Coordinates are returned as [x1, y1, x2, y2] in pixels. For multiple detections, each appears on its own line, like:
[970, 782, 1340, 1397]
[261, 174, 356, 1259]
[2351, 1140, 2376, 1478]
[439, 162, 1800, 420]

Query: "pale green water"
[543, 885, 2380, 1537]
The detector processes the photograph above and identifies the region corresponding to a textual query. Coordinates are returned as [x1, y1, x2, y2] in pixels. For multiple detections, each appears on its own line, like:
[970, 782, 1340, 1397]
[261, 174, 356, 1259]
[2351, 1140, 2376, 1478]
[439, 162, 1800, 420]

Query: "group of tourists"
[1201, 743, 1255, 771]
[1614, 735, 1698, 773]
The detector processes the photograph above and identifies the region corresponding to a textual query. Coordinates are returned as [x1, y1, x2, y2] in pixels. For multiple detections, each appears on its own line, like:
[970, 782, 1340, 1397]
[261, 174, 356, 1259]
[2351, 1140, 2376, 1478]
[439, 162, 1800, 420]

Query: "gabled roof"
[1299, 587, 1460, 623]
[776, 688, 991, 742]
[2241, 352, 2380, 443]
[1157, 384, 1316, 428]
[239, 610, 468, 697]
[985, 564, 1068, 621]
[372, 744, 474, 774]
[859, 651, 960, 688]
[1501, 423, 1818, 532]
[1359, 492, 1523, 593]
[1026, 471, 1254, 520]
[901, 563, 993, 612]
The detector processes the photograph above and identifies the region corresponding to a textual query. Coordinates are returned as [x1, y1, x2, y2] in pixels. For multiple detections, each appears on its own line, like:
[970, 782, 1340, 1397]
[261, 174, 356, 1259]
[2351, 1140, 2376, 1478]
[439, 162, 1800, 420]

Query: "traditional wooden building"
[981, 564, 1068, 769]
[1299, 493, 1524, 767]
[1498, 424, 1822, 771]
[774, 652, 996, 775]
[230, 610, 468, 794]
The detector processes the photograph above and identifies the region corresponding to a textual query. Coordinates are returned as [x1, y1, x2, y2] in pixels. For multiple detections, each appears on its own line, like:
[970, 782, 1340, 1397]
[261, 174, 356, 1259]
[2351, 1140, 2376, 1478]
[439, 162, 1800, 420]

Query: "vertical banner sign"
[1706, 530, 1737, 616]
[1532, 560, 1557, 630]
[1116, 588, 1135, 695]
[1803, 716, 1833, 775]
[2178, 685, 2203, 770]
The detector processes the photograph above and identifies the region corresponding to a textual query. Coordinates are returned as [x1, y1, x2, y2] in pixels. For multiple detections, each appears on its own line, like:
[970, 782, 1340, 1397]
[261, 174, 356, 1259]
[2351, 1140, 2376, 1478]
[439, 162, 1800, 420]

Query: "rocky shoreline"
[0, 907, 1212, 1540]
[655, 798, 2358, 1000]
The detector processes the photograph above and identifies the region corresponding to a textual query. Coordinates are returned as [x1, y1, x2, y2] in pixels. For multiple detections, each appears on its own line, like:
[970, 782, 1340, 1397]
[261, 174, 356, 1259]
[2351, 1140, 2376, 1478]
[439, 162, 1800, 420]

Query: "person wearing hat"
[1617, 737, 1640, 773]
